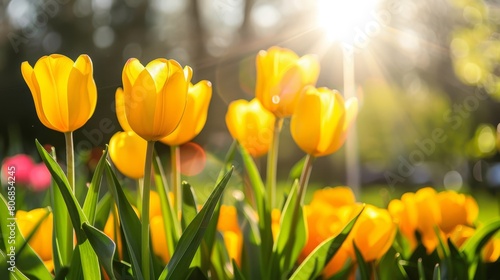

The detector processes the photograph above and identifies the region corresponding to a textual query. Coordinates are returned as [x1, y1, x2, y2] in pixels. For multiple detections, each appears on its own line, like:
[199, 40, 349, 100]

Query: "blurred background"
[2, 0, 500, 210]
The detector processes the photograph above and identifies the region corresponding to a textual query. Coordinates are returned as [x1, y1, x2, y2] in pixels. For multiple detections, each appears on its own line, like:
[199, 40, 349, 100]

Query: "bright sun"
[316, 0, 382, 44]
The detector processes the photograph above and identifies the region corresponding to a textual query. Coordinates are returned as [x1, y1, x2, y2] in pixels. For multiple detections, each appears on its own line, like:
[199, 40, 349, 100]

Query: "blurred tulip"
[217, 205, 242, 265]
[2, 154, 35, 185]
[449, 225, 476, 248]
[104, 212, 123, 258]
[437, 190, 478, 234]
[310, 186, 356, 208]
[271, 208, 281, 241]
[121, 58, 191, 141]
[29, 163, 51, 191]
[413, 187, 442, 253]
[21, 54, 97, 133]
[388, 192, 418, 249]
[109, 131, 147, 179]
[290, 87, 358, 157]
[160, 81, 212, 146]
[349, 205, 396, 262]
[151, 215, 170, 263]
[17, 208, 53, 271]
[226, 98, 275, 157]
[483, 238, 500, 263]
[255, 46, 320, 117]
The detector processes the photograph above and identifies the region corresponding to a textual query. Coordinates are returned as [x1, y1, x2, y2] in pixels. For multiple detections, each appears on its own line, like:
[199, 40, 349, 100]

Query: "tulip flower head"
[109, 88, 147, 179]
[291, 87, 358, 157]
[160, 81, 212, 146]
[226, 98, 276, 157]
[255, 46, 320, 117]
[21, 54, 97, 133]
[122, 58, 191, 141]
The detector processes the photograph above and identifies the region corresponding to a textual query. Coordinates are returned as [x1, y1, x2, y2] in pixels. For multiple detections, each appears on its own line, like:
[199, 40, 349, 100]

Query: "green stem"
[63, 132, 74, 265]
[137, 178, 143, 217]
[297, 154, 314, 204]
[142, 141, 155, 280]
[266, 118, 283, 209]
[171, 145, 181, 218]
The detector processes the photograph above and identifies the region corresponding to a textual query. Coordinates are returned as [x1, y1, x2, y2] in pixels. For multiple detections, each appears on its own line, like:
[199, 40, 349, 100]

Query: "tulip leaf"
[353, 241, 370, 280]
[208, 233, 232, 280]
[83, 147, 108, 225]
[233, 259, 246, 280]
[181, 182, 202, 268]
[94, 193, 113, 231]
[181, 182, 198, 230]
[433, 263, 441, 280]
[326, 259, 353, 280]
[35, 140, 101, 280]
[105, 162, 144, 280]
[238, 145, 273, 267]
[377, 247, 408, 280]
[152, 151, 181, 258]
[160, 167, 233, 280]
[236, 200, 262, 279]
[0, 195, 53, 280]
[447, 238, 468, 280]
[268, 180, 307, 279]
[82, 222, 116, 279]
[462, 219, 500, 260]
[417, 258, 425, 280]
[290, 206, 364, 280]
[288, 156, 306, 181]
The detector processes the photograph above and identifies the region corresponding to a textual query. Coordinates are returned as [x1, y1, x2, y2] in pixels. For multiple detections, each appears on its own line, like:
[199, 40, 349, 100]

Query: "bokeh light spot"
[180, 142, 207, 177]
[443, 170, 463, 191]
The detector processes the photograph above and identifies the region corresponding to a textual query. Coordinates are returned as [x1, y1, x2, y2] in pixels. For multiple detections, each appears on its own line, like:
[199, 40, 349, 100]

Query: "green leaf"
[288, 156, 306, 181]
[152, 151, 181, 260]
[417, 258, 425, 280]
[326, 259, 353, 280]
[160, 167, 233, 280]
[83, 147, 108, 225]
[433, 263, 441, 280]
[269, 180, 307, 279]
[82, 222, 116, 279]
[238, 145, 273, 268]
[447, 238, 468, 280]
[185, 266, 208, 280]
[233, 259, 246, 280]
[377, 247, 408, 280]
[0, 195, 53, 280]
[353, 241, 370, 280]
[94, 193, 113, 231]
[36, 140, 101, 279]
[105, 162, 144, 280]
[462, 219, 500, 279]
[290, 206, 364, 280]
[181, 182, 198, 230]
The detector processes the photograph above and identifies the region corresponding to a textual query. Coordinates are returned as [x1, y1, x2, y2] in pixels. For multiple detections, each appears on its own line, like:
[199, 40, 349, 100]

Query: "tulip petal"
[273, 64, 303, 117]
[21, 61, 58, 131]
[297, 54, 320, 85]
[67, 54, 97, 131]
[115, 88, 132, 131]
[145, 59, 170, 92]
[122, 58, 144, 92]
[319, 91, 346, 155]
[291, 87, 322, 155]
[32, 55, 74, 131]
[109, 131, 147, 179]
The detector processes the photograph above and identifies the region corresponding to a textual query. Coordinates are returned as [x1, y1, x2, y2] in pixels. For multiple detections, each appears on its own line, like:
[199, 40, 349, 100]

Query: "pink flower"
[2, 154, 35, 185]
[29, 164, 51, 192]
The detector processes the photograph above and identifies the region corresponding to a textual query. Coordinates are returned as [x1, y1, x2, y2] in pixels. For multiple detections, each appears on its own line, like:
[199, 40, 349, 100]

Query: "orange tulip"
[437, 190, 478, 234]
[290, 87, 358, 157]
[226, 98, 275, 157]
[255, 46, 319, 117]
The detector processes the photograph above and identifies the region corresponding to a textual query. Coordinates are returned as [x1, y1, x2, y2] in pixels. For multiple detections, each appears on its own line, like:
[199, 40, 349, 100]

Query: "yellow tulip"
[21, 54, 97, 133]
[349, 205, 396, 262]
[217, 205, 242, 265]
[160, 81, 212, 146]
[255, 46, 320, 117]
[122, 58, 191, 141]
[483, 238, 500, 263]
[310, 186, 356, 208]
[109, 88, 147, 179]
[290, 87, 358, 157]
[437, 190, 478, 234]
[226, 98, 276, 157]
[17, 208, 54, 271]
[151, 215, 170, 263]
[109, 131, 147, 179]
[388, 193, 419, 250]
